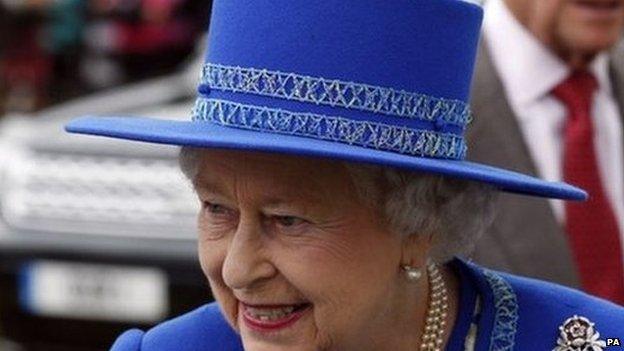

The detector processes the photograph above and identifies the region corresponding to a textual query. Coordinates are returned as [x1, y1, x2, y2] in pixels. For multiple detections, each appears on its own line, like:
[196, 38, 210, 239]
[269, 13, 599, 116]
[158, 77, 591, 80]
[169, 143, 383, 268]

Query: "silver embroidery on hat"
[553, 315, 606, 351]
[192, 97, 467, 160]
[200, 63, 471, 128]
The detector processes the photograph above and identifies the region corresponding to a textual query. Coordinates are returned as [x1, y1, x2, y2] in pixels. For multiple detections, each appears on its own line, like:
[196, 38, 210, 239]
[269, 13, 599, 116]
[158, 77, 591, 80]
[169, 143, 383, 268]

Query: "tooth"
[245, 305, 302, 321]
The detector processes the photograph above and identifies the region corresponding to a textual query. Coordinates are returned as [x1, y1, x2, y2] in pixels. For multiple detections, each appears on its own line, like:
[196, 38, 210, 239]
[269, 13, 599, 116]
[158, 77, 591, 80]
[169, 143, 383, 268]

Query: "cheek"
[556, 5, 624, 49]
[198, 238, 240, 330]
[530, 0, 563, 27]
[198, 233, 226, 280]
[278, 232, 400, 336]
[526, 1, 567, 42]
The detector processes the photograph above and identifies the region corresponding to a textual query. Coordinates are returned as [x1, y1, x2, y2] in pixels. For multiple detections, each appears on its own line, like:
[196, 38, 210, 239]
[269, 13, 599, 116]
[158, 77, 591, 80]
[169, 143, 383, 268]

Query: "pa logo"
[607, 338, 621, 346]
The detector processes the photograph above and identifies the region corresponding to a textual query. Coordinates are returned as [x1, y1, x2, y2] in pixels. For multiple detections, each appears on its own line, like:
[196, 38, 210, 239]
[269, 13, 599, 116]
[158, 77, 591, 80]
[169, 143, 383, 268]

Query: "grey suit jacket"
[467, 43, 624, 288]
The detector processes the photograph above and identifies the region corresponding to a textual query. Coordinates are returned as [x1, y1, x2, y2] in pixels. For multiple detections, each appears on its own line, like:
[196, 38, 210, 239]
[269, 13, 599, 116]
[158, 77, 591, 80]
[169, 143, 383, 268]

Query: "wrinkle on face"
[190, 149, 420, 351]
[193, 151, 344, 211]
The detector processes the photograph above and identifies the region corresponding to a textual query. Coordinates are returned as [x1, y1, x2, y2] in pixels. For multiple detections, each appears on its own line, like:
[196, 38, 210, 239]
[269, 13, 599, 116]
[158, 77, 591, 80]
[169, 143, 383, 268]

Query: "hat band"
[200, 63, 471, 129]
[192, 97, 467, 160]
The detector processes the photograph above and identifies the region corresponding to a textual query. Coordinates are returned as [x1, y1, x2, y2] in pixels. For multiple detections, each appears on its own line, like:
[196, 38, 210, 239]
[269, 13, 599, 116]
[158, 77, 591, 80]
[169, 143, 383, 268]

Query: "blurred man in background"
[469, 0, 624, 304]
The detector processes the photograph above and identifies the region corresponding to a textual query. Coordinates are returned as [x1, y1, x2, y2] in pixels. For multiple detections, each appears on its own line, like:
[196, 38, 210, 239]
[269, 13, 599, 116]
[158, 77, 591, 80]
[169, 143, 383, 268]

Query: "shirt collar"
[591, 53, 612, 95]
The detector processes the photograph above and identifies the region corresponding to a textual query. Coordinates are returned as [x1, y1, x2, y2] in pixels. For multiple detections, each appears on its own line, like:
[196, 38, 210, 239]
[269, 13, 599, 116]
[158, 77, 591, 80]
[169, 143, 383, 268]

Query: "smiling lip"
[241, 302, 311, 333]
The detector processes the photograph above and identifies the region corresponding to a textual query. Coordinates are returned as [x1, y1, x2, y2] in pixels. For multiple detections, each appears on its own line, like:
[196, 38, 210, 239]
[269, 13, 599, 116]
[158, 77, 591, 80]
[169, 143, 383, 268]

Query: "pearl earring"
[402, 265, 423, 282]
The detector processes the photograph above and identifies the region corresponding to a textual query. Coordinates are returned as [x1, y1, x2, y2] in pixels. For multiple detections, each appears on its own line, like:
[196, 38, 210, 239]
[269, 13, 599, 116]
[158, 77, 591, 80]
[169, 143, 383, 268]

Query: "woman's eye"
[275, 216, 305, 227]
[203, 202, 229, 215]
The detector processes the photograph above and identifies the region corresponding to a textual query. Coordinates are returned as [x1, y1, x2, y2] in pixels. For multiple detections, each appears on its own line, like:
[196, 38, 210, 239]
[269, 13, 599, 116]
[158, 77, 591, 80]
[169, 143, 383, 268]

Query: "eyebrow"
[192, 178, 227, 196]
[192, 177, 324, 209]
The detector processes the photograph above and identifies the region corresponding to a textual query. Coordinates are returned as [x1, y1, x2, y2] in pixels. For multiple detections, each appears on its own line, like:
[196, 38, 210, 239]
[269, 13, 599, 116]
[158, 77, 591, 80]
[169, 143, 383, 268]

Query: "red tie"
[553, 71, 624, 304]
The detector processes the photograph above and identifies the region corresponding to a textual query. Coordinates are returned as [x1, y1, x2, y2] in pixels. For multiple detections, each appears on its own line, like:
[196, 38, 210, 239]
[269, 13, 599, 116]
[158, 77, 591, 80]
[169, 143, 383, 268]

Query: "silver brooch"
[553, 315, 606, 351]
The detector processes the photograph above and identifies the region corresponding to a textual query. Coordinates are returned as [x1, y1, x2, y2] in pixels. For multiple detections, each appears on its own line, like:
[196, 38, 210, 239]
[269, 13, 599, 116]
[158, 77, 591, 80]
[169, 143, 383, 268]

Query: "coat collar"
[451, 258, 520, 351]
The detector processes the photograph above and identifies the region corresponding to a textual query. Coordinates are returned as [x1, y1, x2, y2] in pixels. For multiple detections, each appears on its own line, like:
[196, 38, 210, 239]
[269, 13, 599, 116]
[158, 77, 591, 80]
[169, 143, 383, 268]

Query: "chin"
[241, 338, 318, 351]
[574, 35, 621, 55]
[233, 301, 320, 350]
[239, 327, 321, 351]
[568, 21, 624, 47]
[559, 27, 623, 59]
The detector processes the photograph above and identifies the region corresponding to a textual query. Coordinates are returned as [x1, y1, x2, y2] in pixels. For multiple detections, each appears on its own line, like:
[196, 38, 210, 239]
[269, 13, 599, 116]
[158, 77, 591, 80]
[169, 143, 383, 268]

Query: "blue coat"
[110, 260, 624, 350]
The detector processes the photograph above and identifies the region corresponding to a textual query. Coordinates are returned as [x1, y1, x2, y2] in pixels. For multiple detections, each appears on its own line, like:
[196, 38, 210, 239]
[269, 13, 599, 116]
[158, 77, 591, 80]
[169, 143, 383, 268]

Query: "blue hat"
[66, 0, 586, 200]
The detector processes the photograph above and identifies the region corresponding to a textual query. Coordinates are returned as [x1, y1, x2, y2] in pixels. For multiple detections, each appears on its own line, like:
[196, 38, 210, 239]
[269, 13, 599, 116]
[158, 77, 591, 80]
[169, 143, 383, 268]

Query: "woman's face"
[193, 150, 416, 351]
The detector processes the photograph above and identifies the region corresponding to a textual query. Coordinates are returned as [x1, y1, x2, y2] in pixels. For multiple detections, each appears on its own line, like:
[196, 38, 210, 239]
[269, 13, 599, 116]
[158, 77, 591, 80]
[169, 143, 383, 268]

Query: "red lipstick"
[241, 303, 311, 333]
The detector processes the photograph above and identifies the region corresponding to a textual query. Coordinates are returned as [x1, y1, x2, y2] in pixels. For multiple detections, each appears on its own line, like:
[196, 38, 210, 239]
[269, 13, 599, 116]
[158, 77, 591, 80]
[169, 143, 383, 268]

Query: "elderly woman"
[67, 0, 624, 350]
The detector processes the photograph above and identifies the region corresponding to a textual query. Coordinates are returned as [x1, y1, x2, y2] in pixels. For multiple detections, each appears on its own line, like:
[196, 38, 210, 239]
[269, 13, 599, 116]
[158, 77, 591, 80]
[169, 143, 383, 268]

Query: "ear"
[400, 232, 434, 269]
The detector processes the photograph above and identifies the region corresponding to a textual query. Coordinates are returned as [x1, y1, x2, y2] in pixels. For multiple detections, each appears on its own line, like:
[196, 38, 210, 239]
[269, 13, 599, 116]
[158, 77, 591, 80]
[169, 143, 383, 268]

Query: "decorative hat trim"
[192, 98, 467, 160]
[63, 0, 589, 201]
[199, 63, 472, 129]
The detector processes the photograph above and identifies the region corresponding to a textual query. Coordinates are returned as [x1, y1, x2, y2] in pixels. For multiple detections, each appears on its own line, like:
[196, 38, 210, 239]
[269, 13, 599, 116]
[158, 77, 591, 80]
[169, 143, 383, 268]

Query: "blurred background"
[0, 0, 213, 350]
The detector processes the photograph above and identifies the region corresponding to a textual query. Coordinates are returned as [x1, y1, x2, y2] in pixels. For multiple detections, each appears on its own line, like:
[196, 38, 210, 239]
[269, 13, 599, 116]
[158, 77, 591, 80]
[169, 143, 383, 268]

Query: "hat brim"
[66, 116, 586, 200]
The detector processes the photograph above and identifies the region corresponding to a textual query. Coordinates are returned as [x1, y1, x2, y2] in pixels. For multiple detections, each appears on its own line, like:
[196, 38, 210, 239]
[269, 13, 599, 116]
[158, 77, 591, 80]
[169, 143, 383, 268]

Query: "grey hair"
[179, 147, 497, 263]
[179, 146, 202, 181]
[345, 164, 497, 263]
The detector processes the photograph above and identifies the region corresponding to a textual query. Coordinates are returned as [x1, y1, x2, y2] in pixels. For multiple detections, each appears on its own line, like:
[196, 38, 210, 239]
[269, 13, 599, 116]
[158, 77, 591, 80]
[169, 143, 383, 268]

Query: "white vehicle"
[0, 56, 210, 350]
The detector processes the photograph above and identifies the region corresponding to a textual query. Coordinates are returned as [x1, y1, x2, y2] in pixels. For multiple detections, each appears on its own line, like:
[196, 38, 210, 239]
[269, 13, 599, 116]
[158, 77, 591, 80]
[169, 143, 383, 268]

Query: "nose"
[222, 216, 277, 290]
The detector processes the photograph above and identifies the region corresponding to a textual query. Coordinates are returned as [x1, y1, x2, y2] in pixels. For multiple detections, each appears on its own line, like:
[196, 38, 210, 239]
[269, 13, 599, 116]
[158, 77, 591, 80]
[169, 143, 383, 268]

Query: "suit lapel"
[609, 44, 624, 134]
[467, 43, 580, 287]
[468, 43, 538, 175]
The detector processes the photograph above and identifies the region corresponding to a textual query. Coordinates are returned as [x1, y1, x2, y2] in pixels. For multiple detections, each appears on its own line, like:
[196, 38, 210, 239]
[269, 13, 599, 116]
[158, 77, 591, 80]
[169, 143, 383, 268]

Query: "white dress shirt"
[482, 0, 624, 246]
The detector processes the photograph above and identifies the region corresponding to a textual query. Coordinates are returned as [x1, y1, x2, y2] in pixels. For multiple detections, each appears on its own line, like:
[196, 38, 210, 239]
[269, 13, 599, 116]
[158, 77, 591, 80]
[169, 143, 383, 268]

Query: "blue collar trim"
[454, 259, 519, 351]
[482, 269, 519, 351]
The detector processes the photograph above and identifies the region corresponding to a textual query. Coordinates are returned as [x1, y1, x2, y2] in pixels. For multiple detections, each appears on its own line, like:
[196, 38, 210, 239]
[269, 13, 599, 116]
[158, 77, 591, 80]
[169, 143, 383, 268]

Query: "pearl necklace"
[419, 264, 448, 351]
